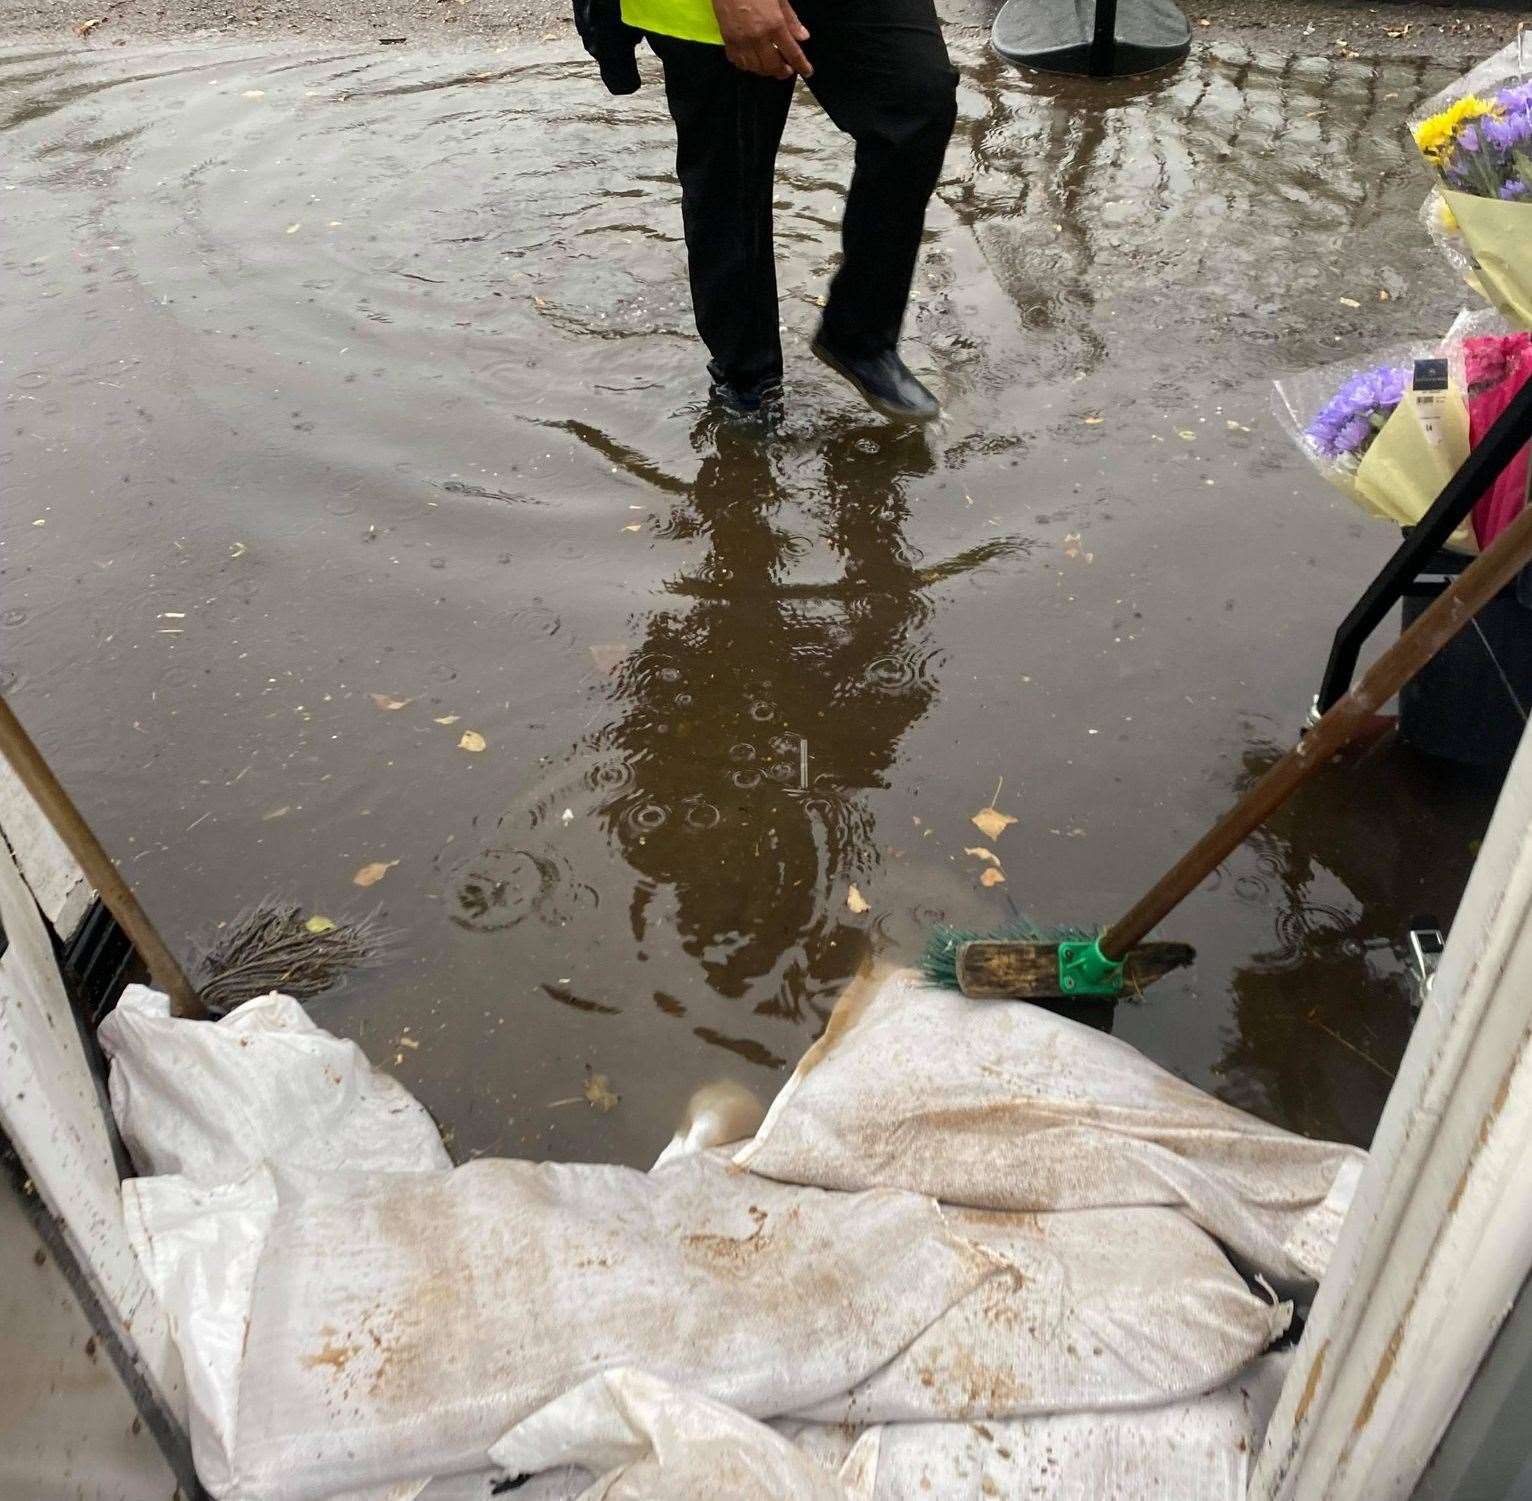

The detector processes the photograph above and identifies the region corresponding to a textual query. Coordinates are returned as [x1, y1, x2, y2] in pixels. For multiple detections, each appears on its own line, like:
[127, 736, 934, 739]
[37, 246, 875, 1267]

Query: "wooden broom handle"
[0, 694, 205, 1019]
[1100, 499, 1532, 962]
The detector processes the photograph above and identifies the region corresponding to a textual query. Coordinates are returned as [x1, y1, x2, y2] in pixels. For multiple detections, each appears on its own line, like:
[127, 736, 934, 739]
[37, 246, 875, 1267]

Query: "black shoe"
[708, 367, 784, 420]
[811, 338, 941, 424]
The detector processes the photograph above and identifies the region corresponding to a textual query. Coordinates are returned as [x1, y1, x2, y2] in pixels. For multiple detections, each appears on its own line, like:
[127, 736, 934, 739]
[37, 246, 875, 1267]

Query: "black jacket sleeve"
[572, 0, 643, 95]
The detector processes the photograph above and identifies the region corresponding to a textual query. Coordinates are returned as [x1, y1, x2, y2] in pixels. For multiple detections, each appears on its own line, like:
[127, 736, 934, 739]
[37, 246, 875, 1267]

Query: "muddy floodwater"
[1, 33, 1504, 1164]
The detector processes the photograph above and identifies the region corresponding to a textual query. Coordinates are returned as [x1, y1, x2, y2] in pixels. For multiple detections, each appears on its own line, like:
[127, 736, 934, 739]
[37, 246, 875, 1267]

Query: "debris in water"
[971, 807, 1016, 841]
[847, 885, 870, 914]
[583, 1071, 620, 1112]
[192, 901, 390, 1014]
[980, 868, 1007, 888]
[434, 714, 460, 725]
[972, 776, 1017, 842]
[458, 731, 487, 752]
[964, 847, 1001, 865]
[371, 693, 413, 711]
[353, 860, 397, 887]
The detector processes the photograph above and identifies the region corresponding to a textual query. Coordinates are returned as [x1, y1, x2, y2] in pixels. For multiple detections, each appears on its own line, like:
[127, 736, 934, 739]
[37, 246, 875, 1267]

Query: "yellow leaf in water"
[370, 693, 413, 711]
[1082, 415, 1104, 425]
[971, 807, 1017, 841]
[964, 846, 1001, 865]
[847, 885, 871, 914]
[583, 1073, 620, 1112]
[458, 730, 487, 752]
[1176, 430, 1197, 441]
[242, 89, 266, 98]
[352, 860, 397, 887]
[980, 867, 1007, 888]
[262, 805, 292, 821]
[285, 223, 302, 234]
[1338, 296, 1361, 308]
[622, 524, 642, 533]
[434, 714, 460, 725]
[304, 915, 337, 934]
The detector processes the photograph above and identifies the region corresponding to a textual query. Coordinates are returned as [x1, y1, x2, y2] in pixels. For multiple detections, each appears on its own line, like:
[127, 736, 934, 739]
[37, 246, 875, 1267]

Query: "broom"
[0, 692, 384, 1020]
[924, 490, 1532, 1004]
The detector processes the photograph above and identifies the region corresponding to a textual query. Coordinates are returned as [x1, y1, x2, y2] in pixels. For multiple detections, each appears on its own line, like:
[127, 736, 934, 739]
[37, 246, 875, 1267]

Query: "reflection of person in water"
[585, 417, 1022, 1025]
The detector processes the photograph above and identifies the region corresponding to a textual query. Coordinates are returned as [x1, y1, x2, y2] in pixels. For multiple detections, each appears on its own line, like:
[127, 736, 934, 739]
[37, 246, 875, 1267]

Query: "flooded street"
[0, 27, 1505, 1166]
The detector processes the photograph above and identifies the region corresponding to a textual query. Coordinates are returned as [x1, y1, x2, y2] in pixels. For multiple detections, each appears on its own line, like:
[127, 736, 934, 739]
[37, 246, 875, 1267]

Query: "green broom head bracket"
[1057, 937, 1125, 997]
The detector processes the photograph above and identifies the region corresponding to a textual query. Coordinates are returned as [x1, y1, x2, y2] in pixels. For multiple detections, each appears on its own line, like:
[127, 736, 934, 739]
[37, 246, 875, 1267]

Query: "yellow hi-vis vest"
[621, 0, 723, 44]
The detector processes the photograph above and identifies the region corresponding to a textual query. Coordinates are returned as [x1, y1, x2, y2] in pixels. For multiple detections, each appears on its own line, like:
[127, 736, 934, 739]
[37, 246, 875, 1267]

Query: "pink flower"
[1464, 333, 1532, 393]
[1470, 342, 1532, 549]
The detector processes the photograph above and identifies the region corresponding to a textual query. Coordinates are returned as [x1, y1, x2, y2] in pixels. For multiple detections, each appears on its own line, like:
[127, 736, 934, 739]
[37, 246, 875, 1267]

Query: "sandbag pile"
[99, 970, 1364, 1500]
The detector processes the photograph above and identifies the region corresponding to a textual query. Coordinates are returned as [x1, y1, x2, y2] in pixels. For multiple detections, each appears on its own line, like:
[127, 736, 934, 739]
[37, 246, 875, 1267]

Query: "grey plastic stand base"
[992, 0, 1191, 78]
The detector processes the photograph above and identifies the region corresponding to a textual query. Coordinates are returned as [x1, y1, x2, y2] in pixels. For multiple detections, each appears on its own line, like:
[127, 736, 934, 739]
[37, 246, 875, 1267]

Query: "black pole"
[1314, 377, 1532, 714]
[1088, 0, 1120, 78]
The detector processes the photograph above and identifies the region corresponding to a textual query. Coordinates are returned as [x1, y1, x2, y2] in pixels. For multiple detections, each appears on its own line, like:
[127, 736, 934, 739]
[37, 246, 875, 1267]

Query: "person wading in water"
[574, 0, 958, 422]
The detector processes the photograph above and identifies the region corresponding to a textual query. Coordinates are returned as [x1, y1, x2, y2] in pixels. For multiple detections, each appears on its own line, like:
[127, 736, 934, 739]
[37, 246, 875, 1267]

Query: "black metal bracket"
[1314, 375, 1532, 716]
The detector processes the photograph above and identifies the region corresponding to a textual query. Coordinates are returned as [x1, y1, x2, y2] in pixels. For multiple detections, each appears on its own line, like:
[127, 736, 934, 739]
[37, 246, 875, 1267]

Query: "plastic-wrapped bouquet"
[1275, 330, 1475, 552]
[1462, 327, 1532, 548]
[1411, 40, 1532, 327]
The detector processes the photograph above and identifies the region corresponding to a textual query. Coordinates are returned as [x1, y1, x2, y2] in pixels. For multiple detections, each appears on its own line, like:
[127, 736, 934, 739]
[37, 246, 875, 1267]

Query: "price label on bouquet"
[1413, 358, 1452, 449]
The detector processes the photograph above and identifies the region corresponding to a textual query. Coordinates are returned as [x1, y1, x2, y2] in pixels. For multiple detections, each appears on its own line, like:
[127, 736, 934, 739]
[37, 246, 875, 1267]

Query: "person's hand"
[711, 0, 811, 80]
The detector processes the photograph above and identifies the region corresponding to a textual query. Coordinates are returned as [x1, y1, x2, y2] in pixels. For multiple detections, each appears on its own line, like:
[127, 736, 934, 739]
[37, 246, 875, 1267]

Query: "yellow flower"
[1413, 94, 1500, 164]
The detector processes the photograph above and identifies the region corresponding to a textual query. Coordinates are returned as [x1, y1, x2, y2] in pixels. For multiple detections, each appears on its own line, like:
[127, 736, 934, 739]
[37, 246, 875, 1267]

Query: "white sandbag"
[736, 970, 1365, 1286]
[784, 1349, 1293, 1501]
[126, 1150, 995, 1501]
[100, 986, 450, 1181]
[490, 1370, 878, 1500]
[790, 1205, 1289, 1424]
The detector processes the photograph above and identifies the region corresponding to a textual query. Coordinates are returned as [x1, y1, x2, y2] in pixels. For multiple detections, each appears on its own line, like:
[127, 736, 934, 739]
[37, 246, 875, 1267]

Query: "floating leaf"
[458, 730, 487, 753]
[964, 846, 1001, 865]
[847, 885, 870, 914]
[971, 807, 1017, 841]
[1082, 415, 1104, 426]
[352, 860, 397, 887]
[370, 692, 413, 711]
[75, 15, 106, 34]
[1176, 429, 1197, 441]
[1338, 296, 1361, 308]
[434, 713, 460, 725]
[304, 915, 337, 934]
[589, 642, 630, 675]
[561, 808, 575, 824]
[583, 1073, 620, 1112]
[622, 523, 642, 533]
[980, 867, 1007, 888]
[285, 223, 302, 234]
[262, 805, 292, 821]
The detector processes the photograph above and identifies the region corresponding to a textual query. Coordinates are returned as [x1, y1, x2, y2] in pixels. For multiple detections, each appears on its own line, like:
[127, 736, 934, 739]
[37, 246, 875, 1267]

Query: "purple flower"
[1482, 108, 1532, 154]
[1495, 79, 1532, 114]
[1305, 364, 1410, 460]
[1503, 179, 1529, 200]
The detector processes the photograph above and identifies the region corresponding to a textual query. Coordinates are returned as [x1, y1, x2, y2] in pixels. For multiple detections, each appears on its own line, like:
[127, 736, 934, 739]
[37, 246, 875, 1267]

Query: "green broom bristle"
[920, 917, 1093, 990]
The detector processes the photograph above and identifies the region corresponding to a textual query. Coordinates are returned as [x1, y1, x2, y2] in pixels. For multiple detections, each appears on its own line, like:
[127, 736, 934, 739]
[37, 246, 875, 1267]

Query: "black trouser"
[649, 0, 958, 396]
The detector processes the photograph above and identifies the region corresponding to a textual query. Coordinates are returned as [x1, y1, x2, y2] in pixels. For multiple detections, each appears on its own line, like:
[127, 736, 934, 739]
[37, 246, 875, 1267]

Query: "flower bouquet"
[1462, 326, 1532, 548]
[1274, 340, 1476, 553]
[1411, 39, 1532, 328]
